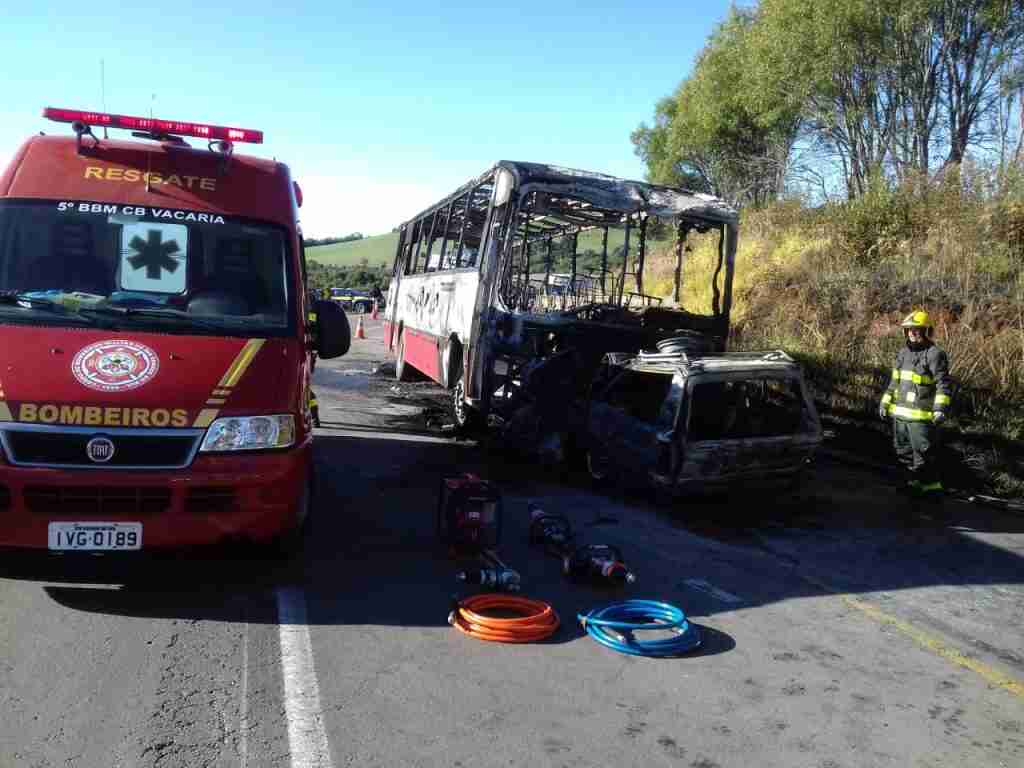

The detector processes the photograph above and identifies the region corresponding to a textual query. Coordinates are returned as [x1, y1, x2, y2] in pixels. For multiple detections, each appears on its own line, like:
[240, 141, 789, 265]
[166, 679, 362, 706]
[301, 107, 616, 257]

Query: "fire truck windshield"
[0, 200, 294, 336]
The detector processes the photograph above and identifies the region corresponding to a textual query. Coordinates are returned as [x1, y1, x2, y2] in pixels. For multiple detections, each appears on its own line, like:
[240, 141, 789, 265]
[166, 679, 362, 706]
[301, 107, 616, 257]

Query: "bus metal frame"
[384, 161, 740, 444]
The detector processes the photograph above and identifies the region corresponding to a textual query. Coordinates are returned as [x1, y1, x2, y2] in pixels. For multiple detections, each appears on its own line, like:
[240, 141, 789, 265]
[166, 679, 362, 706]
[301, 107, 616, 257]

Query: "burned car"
[582, 347, 822, 494]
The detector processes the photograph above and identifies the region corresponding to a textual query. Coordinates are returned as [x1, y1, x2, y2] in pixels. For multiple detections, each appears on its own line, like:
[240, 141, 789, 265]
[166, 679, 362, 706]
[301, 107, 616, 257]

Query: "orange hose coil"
[450, 594, 560, 643]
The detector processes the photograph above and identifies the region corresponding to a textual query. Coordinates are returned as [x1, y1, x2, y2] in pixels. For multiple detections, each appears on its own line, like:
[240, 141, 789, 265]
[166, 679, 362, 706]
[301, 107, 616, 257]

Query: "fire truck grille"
[23, 486, 172, 517]
[1, 428, 201, 468]
[185, 487, 237, 515]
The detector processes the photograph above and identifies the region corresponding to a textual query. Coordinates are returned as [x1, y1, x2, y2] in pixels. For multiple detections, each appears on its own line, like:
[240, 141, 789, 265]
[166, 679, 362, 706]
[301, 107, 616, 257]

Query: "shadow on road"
[3, 428, 1020, 671]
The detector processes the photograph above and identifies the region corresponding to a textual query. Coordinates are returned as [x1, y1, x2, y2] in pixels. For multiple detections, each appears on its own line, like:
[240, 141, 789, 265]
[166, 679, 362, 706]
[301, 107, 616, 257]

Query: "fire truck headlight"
[199, 415, 296, 452]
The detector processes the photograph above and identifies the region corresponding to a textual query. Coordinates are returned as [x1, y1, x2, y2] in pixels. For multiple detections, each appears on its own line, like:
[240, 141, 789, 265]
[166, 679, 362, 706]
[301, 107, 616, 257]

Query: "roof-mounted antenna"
[100, 59, 108, 139]
[145, 93, 155, 193]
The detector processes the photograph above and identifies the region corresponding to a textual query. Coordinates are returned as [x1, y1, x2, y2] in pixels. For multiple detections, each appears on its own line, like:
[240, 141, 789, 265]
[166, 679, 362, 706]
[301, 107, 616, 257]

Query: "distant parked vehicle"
[330, 288, 374, 314]
[580, 347, 822, 495]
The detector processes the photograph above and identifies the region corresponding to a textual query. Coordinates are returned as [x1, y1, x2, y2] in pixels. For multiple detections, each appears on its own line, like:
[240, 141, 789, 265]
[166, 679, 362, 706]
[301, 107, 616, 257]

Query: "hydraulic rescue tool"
[437, 474, 502, 555]
[563, 543, 636, 586]
[456, 567, 522, 592]
[528, 501, 574, 556]
[528, 502, 636, 586]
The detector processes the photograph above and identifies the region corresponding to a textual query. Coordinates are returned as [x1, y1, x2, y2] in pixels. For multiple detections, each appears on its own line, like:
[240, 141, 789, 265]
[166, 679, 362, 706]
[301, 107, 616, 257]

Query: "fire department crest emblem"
[72, 340, 160, 392]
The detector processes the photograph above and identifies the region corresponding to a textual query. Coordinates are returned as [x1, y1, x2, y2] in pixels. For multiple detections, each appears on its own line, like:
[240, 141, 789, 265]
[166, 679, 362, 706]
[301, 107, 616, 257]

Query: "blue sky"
[2, 1, 736, 236]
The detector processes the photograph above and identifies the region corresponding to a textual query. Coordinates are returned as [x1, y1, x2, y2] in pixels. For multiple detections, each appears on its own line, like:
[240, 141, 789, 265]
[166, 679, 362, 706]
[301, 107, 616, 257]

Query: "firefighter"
[878, 310, 953, 496]
[309, 389, 321, 428]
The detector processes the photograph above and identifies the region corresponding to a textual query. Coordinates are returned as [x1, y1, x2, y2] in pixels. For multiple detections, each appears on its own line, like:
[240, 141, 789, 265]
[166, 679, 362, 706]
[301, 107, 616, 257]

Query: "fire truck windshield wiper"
[78, 305, 225, 331]
[0, 291, 100, 324]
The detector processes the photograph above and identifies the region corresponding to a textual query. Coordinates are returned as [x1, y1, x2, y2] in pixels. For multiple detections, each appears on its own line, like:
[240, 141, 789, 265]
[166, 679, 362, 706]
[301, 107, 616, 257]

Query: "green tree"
[632, 8, 801, 206]
[751, 0, 1024, 194]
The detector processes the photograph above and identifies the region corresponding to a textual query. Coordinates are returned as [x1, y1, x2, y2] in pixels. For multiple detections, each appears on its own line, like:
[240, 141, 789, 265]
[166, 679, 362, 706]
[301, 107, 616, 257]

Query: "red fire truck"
[0, 108, 350, 552]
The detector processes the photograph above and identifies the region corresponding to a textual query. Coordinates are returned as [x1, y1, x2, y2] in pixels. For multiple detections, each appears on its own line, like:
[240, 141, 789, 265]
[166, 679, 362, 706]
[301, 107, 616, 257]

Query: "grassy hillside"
[306, 228, 633, 269]
[643, 169, 1024, 496]
[307, 232, 399, 268]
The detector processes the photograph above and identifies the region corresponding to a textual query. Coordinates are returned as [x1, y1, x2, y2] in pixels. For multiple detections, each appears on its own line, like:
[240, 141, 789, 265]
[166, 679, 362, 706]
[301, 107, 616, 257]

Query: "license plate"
[48, 522, 142, 551]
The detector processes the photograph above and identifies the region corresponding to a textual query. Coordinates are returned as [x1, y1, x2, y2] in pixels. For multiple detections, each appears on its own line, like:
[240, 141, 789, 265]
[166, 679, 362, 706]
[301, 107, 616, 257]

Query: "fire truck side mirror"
[313, 300, 351, 359]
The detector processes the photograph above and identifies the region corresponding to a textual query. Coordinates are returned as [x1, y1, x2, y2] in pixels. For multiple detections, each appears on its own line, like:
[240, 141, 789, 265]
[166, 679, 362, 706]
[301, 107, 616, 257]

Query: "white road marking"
[276, 587, 333, 768]
[684, 578, 742, 604]
[329, 429, 471, 445]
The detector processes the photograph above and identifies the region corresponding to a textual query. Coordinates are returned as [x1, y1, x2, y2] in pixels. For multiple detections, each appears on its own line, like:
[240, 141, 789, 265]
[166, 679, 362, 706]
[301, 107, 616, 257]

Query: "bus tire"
[442, 338, 462, 390]
[396, 328, 416, 382]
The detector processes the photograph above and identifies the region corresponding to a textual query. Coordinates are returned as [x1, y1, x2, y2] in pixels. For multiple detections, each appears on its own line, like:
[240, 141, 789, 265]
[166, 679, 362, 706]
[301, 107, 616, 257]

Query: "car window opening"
[689, 378, 809, 441]
[603, 370, 674, 426]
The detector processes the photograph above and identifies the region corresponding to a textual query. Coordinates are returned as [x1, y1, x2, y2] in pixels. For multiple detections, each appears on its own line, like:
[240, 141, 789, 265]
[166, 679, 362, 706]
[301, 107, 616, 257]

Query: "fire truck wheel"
[267, 474, 312, 559]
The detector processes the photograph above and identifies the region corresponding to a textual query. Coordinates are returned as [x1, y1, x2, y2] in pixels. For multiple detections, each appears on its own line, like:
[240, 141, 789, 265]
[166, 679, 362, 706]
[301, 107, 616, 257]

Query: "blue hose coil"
[577, 599, 701, 657]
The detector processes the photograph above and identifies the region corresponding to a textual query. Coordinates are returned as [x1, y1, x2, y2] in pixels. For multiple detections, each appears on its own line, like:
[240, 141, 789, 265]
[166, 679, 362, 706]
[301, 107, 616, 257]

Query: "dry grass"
[646, 169, 1024, 496]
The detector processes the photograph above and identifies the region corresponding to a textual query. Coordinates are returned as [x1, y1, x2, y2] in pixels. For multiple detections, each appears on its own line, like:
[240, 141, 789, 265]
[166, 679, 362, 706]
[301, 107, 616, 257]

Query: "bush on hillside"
[645, 166, 1024, 495]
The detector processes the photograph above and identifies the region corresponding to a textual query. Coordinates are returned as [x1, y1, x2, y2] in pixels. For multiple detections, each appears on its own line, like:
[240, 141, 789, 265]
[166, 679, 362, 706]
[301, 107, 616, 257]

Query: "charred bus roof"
[399, 160, 738, 232]
[625, 350, 803, 377]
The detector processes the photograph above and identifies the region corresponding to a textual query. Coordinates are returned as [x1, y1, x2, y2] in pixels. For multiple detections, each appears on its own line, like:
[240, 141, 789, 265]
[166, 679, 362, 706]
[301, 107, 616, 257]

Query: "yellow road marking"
[841, 594, 1024, 699]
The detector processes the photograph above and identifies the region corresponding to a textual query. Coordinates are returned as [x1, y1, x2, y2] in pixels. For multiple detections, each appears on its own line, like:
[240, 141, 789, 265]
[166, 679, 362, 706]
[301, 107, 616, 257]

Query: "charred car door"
[588, 369, 676, 481]
[678, 375, 820, 487]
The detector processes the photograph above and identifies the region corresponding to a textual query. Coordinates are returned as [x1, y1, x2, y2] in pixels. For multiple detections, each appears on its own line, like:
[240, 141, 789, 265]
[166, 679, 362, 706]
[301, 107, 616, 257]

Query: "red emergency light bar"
[42, 107, 264, 144]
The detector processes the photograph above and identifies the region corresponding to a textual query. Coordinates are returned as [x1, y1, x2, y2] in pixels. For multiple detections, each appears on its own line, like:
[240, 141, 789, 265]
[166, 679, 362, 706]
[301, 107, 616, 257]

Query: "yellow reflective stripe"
[881, 393, 893, 404]
[193, 408, 220, 428]
[935, 393, 951, 406]
[218, 339, 266, 388]
[896, 369, 934, 384]
[890, 368, 900, 380]
[920, 481, 943, 492]
[891, 405, 934, 421]
[906, 391, 916, 403]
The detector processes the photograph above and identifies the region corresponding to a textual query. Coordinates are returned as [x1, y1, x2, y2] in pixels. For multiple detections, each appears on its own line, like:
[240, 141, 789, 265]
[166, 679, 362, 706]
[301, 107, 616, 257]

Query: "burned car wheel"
[452, 377, 480, 431]
[586, 446, 612, 484]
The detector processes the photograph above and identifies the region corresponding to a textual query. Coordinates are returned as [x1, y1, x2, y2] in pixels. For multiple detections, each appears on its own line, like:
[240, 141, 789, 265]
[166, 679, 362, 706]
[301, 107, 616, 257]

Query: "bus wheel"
[442, 338, 461, 390]
[396, 329, 415, 382]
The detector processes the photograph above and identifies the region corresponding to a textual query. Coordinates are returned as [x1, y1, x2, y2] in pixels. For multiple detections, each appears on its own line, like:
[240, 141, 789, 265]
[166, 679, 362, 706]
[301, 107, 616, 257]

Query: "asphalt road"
[2, 314, 1023, 768]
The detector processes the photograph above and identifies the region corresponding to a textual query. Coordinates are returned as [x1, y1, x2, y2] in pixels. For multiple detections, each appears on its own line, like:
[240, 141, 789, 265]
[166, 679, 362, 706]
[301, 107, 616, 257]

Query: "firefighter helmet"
[901, 310, 932, 330]
[901, 309, 933, 338]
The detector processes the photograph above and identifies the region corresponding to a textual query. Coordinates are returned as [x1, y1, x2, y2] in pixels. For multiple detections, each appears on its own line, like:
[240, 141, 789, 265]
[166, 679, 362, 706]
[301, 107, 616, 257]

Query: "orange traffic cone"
[355, 315, 366, 339]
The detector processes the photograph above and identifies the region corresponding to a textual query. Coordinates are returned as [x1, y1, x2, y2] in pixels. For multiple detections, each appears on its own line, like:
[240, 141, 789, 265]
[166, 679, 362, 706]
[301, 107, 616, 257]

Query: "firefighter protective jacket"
[880, 342, 953, 422]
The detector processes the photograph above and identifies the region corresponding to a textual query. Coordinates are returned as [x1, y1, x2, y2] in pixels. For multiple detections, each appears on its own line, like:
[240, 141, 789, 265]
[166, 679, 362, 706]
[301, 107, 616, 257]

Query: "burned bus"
[383, 161, 739, 444]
